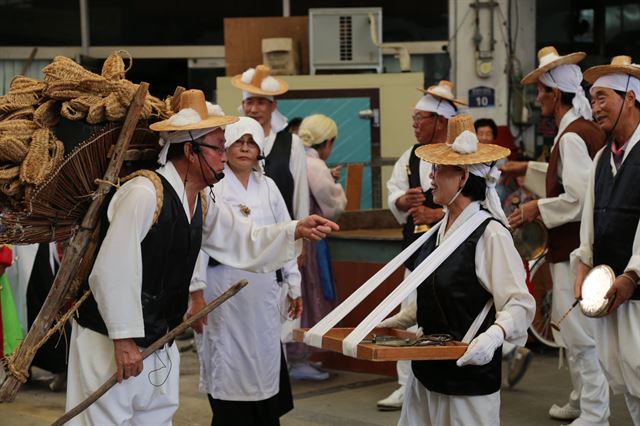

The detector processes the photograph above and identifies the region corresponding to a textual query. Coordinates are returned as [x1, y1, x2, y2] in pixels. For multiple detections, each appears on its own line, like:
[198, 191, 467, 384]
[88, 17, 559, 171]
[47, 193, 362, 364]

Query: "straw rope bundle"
[0, 50, 174, 209]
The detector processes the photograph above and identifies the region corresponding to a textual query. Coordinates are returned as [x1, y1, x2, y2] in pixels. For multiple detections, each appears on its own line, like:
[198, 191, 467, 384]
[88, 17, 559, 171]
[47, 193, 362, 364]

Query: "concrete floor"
[0, 344, 633, 426]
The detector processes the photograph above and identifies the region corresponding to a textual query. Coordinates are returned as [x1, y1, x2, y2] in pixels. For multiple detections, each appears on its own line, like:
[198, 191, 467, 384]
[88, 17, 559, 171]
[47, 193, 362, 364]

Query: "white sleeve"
[523, 161, 549, 198]
[189, 251, 208, 293]
[269, 178, 301, 298]
[88, 178, 157, 340]
[201, 192, 301, 274]
[308, 158, 347, 220]
[290, 135, 310, 219]
[538, 134, 594, 229]
[571, 148, 603, 269]
[387, 149, 412, 224]
[475, 222, 535, 346]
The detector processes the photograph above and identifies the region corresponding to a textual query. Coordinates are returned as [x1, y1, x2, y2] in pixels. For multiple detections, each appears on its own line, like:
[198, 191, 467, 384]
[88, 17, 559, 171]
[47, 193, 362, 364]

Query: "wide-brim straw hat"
[231, 64, 289, 97]
[149, 89, 237, 132]
[583, 55, 640, 84]
[521, 46, 586, 85]
[416, 115, 510, 165]
[418, 80, 467, 106]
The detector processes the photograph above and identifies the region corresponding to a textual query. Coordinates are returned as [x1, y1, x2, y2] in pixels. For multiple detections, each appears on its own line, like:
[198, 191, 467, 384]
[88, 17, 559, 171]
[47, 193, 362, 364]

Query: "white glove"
[378, 299, 417, 330]
[456, 324, 504, 367]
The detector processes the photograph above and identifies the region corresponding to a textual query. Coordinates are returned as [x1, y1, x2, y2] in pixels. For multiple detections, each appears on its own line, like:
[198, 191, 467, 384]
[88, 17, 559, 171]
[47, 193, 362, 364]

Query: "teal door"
[277, 89, 380, 209]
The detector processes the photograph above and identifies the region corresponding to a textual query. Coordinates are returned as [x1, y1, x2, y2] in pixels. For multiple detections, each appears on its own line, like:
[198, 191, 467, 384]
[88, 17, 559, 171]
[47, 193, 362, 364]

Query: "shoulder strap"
[120, 169, 163, 225]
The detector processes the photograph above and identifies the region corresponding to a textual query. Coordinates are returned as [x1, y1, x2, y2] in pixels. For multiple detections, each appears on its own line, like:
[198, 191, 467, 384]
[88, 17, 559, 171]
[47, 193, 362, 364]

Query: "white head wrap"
[239, 91, 289, 133]
[415, 94, 457, 119]
[298, 114, 338, 147]
[538, 64, 592, 120]
[157, 103, 226, 165]
[223, 116, 265, 152]
[446, 131, 509, 227]
[590, 73, 640, 97]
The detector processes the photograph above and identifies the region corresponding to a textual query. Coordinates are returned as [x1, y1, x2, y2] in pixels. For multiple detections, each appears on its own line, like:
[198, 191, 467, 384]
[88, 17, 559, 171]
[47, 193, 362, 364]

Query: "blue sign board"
[468, 86, 495, 108]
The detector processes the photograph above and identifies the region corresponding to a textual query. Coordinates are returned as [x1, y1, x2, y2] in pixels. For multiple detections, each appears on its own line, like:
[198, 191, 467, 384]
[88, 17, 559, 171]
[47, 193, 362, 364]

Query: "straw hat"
[583, 55, 640, 84]
[418, 80, 467, 106]
[149, 89, 237, 132]
[521, 46, 586, 85]
[231, 64, 289, 97]
[416, 115, 510, 165]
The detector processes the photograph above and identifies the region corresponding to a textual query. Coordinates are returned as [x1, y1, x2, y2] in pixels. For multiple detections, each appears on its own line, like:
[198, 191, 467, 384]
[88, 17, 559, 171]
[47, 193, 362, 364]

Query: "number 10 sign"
[468, 86, 495, 108]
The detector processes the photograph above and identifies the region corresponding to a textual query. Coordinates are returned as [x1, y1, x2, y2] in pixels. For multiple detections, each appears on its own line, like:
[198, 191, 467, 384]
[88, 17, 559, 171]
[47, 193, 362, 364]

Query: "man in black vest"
[379, 81, 461, 411]
[231, 65, 309, 222]
[503, 47, 609, 424]
[575, 55, 640, 422]
[65, 90, 338, 425]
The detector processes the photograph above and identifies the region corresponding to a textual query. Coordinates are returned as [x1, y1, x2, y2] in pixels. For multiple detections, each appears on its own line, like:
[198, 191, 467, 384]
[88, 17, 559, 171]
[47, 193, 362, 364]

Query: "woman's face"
[429, 164, 466, 205]
[226, 133, 260, 172]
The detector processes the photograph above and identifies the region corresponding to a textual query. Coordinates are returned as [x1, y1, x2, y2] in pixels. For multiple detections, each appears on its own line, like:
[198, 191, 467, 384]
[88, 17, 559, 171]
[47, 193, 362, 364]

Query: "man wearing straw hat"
[231, 64, 309, 223]
[502, 46, 609, 425]
[65, 89, 338, 425]
[378, 114, 534, 425]
[379, 80, 461, 411]
[573, 55, 640, 424]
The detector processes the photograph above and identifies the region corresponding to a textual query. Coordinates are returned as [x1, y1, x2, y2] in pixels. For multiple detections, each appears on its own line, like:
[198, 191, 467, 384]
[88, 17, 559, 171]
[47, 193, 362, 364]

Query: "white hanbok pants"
[396, 271, 417, 388]
[551, 261, 610, 425]
[592, 301, 640, 425]
[65, 320, 180, 426]
[398, 369, 499, 426]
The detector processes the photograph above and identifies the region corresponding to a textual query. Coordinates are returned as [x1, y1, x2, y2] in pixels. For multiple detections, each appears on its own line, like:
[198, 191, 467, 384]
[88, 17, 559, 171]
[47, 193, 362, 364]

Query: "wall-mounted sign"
[468, 86, 495, 108]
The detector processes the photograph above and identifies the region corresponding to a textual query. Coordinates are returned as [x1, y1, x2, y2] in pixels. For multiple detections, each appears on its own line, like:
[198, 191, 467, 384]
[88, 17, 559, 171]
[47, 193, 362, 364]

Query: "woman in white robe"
[192, 117, 302, 426]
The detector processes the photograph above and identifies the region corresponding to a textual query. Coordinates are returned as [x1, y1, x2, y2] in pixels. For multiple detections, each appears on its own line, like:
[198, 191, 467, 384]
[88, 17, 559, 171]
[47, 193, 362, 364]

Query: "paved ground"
[0, 343, 633, 425]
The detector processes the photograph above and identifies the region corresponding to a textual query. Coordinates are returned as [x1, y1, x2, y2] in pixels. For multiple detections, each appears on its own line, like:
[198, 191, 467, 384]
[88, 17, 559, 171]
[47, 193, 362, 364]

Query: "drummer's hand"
[408, 206, 444, 226]
[507, 200, 539, 229]
[187, 290, 208, 334]
[605, 272, 639, 313]
[500, 161, 529, 177]
[288, 296, 303, 319]
[114, 338, 143, 383]
[396, 188, 426, 212]
[456, 324, 504, 367]
[574, 261, 591, 299]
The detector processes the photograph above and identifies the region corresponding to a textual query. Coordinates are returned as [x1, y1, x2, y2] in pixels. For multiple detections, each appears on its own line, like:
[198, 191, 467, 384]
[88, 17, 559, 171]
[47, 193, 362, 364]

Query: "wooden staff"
[0, 83, 150, 402]
[550, 298, 581, 331]
[52, 279, 248, 426]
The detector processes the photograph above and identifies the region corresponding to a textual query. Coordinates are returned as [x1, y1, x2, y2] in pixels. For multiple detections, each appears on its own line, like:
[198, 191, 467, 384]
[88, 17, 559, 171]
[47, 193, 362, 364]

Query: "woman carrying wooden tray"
[380, 115, 535, 426]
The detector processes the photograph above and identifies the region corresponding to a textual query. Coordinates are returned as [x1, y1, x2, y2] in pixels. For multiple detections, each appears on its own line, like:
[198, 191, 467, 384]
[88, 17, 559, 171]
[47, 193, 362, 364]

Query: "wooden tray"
[293, 328, 468, 361]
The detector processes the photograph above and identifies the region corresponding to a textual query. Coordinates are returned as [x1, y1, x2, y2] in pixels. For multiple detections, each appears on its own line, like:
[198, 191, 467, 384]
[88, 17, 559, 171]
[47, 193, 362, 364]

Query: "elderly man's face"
[412, 110, 440, 144]
[198, 129, 227, 185]
[536, 82, 559, 117]
[242, 97, 276, 129]
[590, 87, 629, 132]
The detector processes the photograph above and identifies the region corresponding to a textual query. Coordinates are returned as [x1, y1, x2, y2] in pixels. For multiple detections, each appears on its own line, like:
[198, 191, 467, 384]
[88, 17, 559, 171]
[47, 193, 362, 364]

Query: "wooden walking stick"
[0, 83, 150, 402]
[51, 279, 248, 426]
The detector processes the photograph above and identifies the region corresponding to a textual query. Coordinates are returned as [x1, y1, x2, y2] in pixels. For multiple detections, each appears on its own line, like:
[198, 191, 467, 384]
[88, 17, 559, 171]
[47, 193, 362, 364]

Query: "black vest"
[411, 217, 501, 396]
[264, 130, 295, 218]
[402, 144, 440, 270]
[593, 141, 640, 300]
[77, 173, 203, 347]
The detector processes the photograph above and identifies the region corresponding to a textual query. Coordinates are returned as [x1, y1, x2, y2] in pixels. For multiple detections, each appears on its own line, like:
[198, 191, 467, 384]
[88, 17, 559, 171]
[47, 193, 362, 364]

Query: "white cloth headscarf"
[223, 116, 265, 152]
[157, 103, 226, 165]
[538, 64, 592, 120]
[240, 91, 289, 133]
[448, 130, 509, 227]
[415, 94, 457, 119]
[590, 73, 640, 97]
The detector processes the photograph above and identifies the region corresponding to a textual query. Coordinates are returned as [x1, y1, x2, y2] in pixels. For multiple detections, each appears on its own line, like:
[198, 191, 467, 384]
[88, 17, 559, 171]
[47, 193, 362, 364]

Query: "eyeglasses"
[197, 142, 225, 155]
[231, 139, 259, 150]
[412, 113, 437, 124]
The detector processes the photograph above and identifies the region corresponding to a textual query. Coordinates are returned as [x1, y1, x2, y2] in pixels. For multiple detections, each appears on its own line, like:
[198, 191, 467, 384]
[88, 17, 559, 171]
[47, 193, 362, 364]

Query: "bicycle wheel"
[528, 255, 559, 348]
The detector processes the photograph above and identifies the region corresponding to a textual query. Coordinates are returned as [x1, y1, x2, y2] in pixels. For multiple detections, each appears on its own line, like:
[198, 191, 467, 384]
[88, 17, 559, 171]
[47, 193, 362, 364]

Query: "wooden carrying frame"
[293, 327, 467, 361]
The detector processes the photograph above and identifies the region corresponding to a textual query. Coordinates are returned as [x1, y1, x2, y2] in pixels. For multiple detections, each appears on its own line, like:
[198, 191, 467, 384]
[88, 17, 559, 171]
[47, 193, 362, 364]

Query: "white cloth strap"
[462, 298, 494, 344]
[304, 209, 492, 357]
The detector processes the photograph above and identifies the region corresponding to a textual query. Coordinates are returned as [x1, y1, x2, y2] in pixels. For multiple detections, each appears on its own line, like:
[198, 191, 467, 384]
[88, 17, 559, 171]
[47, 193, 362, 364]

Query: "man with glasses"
[379, 80, 462, 411]
[502, 47, 608, 425]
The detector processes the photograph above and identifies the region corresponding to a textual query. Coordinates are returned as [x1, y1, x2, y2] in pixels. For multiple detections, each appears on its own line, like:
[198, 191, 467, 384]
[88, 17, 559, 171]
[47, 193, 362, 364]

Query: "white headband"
[448, 131, 509, 227]
[539, 64, 592, 121]
[415, 94, 457, 119]
[590, 73, 640, 98]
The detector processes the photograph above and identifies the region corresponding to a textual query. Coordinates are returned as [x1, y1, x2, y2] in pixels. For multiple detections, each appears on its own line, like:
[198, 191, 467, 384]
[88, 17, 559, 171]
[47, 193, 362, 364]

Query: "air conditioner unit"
[309, 7, 383, 74]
